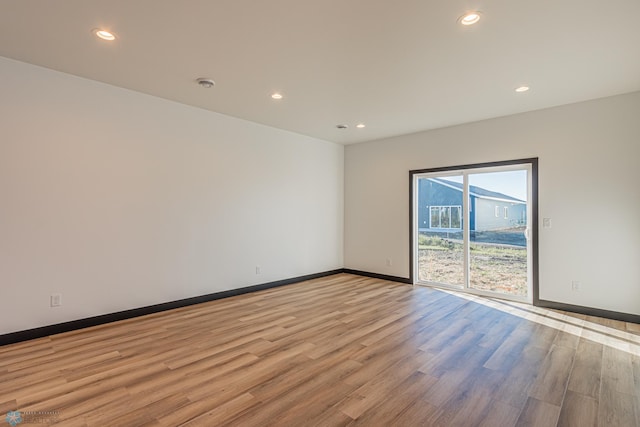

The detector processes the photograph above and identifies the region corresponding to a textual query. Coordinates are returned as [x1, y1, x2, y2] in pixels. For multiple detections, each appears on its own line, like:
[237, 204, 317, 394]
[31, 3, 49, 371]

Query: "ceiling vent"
[196, 78, 215, 88]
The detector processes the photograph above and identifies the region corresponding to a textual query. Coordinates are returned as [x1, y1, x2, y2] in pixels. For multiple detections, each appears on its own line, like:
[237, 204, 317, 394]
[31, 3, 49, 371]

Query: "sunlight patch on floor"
[437, 288, 640, 356]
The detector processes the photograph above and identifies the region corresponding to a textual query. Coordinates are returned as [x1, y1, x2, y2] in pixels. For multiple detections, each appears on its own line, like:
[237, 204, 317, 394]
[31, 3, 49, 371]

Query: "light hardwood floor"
[1, 273, 639, 426]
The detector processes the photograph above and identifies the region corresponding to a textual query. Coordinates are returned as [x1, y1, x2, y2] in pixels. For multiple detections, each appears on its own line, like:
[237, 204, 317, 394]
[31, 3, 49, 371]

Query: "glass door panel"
[468, 170, 529, 297]
[416, 175, 464, 287]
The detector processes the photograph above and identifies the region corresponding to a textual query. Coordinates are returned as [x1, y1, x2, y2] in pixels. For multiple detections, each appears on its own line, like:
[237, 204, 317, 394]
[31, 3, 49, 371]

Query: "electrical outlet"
[50, 294, 62, 307]
[386, 258, 392, 267]
[543, 218, 552, 228]
[255, 266, 261, 275]
[571, 281, 580, 291]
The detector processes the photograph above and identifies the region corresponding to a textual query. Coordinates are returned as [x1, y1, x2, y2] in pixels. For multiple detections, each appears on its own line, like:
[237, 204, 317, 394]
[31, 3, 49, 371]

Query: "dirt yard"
[418, 243, 527, 296]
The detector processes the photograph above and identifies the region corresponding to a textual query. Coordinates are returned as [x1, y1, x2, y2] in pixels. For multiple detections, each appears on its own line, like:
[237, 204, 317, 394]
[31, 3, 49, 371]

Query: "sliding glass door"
[416, 174, 465, 287]
[412, 162, 533, 303]
[468, 170, 529, 297]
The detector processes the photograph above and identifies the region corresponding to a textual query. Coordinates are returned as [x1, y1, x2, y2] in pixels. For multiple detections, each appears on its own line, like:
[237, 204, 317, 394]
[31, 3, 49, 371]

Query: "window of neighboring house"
[429, 206, 462, 229]
[504, 206, 509, 219]
[450, 206, 461, 228]
[495, 206, 500, 217]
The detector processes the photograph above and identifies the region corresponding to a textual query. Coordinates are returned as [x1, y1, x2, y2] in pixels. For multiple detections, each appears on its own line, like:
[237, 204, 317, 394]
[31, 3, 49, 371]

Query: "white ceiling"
[1, 1, 639, 144]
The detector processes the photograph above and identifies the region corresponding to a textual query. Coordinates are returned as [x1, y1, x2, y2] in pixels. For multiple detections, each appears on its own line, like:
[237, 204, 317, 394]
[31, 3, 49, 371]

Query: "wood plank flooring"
[1, 273, 639, 426]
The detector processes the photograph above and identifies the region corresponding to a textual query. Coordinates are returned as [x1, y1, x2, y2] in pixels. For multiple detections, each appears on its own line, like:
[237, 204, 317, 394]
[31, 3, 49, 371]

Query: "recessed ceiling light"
[93, 29, 116, 41]
[271, 93, 283, 100]
[196, 78, 215, 88]
[459, 12, 481, 26]
[515, 86, 530, 93]
[356, 123, 366, 129]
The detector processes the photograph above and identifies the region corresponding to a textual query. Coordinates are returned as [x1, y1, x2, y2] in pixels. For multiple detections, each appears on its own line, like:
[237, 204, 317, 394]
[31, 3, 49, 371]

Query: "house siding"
[474, 198, 526, 231]
[418, 178, 526, 233]
[417, 179, 463, 231]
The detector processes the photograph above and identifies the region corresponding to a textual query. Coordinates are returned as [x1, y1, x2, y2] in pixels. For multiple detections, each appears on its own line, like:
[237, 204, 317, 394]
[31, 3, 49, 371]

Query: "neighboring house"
[418, 178, 526, 233]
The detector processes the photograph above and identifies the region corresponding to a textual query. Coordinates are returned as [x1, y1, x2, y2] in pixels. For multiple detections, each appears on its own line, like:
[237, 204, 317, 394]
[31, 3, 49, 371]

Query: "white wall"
[345, 92, 640, 316]
[0, 57, 344, 335]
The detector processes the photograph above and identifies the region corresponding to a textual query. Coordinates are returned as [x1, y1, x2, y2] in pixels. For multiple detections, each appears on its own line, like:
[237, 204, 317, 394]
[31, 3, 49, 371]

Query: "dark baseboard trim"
[536, 299, 640, 324]
[4, 269, 636, 347]
[0, 269, 343, 347]
[343, 269, 640, 324]
[342, 269, 412, 284]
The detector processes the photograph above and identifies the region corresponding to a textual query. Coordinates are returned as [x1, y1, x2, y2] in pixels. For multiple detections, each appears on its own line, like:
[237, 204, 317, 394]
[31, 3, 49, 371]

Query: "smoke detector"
[196, 78, 215, 88]
[336, 124, 348, 129]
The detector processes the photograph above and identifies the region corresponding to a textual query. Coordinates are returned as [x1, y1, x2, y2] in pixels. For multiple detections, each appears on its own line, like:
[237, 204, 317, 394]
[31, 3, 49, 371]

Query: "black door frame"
[409, 158, 539, 304]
